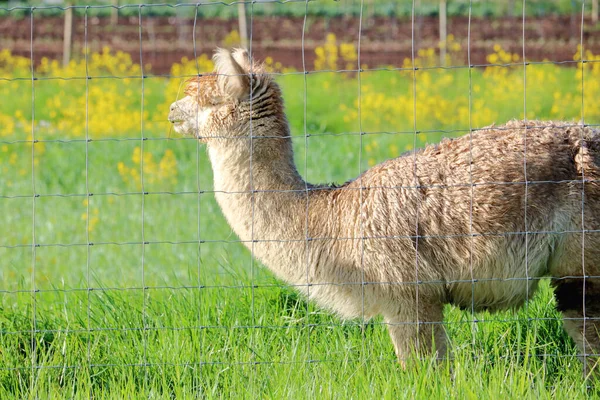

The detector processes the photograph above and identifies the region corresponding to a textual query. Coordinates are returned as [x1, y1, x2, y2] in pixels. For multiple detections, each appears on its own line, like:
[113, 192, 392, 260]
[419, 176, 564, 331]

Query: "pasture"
[1, 39, 600, 397]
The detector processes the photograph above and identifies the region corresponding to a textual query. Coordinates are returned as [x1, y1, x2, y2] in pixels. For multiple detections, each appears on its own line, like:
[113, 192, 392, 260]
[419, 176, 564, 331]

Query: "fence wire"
[0, 0, 599, 396]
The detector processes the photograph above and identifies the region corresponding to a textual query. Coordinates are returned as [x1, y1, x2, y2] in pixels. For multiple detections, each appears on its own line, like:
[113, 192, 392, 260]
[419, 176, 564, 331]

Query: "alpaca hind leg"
[553, 277, 600, 379]
[384, 301, 446, 366]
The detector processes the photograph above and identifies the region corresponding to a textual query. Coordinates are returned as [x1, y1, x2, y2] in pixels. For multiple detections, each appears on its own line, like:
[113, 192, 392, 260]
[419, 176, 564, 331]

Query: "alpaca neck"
[207, 135, 362, 316]
[208, 139, 307, 197]
[208, 138, 312, 259]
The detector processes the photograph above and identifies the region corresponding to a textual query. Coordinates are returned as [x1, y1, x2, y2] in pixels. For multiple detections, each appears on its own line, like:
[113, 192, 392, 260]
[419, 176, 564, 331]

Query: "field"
[3, 12, 600, 74]
[1, 36, 600, 397]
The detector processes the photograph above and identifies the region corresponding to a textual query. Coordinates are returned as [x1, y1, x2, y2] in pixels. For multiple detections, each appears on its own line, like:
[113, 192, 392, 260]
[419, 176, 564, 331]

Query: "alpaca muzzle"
[168, 102, 183, 124]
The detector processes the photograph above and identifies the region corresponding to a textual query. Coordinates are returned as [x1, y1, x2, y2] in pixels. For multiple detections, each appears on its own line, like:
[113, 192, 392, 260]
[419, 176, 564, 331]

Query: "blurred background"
[1, 0, 600, 72]
[1, 1, 600, 397]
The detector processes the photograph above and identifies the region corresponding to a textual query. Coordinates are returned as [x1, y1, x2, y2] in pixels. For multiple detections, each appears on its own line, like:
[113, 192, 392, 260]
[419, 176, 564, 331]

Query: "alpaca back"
[318, 121, 600, 312]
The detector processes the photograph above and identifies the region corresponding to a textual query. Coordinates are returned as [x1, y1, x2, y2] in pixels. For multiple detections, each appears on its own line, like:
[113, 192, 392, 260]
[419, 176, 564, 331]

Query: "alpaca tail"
[573, 126, 600, 183]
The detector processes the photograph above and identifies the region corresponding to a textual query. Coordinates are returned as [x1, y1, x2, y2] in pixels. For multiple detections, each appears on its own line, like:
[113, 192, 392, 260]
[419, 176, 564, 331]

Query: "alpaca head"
[168, 48, 286, 147]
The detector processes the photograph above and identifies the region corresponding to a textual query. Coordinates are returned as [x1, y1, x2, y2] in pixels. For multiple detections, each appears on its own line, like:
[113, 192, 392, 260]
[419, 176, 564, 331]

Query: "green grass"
[0, 0, 588, 18]
[1, 64, 599, 397]
[0, 282, 591, 398]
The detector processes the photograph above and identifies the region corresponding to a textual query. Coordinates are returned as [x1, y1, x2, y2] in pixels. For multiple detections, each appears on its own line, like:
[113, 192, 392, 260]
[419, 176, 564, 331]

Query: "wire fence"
[1, 0, 600, 397]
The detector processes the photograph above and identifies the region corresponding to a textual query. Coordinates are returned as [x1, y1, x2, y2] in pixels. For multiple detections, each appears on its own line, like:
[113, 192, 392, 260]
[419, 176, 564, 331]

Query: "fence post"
[238, 2, 249, 48]
[62, 4, 73, 67]
[439, 0, 447, 66]
[593, 0, 598, 24]
[111, 0, 119, 26]
[507, 0, 515, 17]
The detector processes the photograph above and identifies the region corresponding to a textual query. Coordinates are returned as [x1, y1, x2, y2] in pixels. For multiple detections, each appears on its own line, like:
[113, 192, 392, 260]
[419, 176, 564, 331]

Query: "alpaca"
[168, 48, 600, 370]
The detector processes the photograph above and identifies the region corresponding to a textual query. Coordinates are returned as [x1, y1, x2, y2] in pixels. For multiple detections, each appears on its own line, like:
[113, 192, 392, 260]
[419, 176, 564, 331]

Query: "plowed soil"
[1, 14, 599, 74]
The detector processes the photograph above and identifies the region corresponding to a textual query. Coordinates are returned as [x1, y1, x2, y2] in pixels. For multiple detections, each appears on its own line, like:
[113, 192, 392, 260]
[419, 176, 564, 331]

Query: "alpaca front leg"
[384, 302, 446, 365]
[553, 278, 600, 379]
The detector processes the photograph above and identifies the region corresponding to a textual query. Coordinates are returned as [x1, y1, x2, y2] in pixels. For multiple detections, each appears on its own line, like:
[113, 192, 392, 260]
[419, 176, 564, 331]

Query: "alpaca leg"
[553, 278, 600, 378]
[384, 301, 446, 365]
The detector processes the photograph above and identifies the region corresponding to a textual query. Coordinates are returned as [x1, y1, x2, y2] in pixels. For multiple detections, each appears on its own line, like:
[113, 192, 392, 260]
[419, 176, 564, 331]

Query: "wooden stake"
[439, 0, 447, 66]
[238, 2, 249, 48]
[62, 5, 73, 67]
[111, 0, 119, 26]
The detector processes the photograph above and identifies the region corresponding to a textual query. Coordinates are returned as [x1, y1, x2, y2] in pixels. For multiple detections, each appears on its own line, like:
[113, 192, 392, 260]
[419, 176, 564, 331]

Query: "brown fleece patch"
[184, 74, 219, 106]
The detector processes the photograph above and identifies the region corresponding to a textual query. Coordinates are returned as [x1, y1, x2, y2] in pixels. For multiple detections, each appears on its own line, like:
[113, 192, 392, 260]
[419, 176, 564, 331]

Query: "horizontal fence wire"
[0, 0, 598, 396]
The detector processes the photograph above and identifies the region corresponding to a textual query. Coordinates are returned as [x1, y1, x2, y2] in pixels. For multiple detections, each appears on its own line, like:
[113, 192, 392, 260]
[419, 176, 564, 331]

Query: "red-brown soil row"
[1, 14, 599, 74]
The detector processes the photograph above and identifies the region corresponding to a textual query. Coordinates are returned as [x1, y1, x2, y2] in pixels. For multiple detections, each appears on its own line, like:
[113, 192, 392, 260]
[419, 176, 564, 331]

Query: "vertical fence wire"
[192, 3, 203, 393]
[357, 0, 366, 365]
[300, 0, 312, 391]
[521, 0, 531, 328]
[579, 0, 588, 379]
[409, 0, 421, 362]
[466, 0, 476, 348]
[247, 0, 257, 395]
[83, 5, 92, 394]
[137, 4, 149, 390]
[1, 0, 599, 395]
[28, 6, 37, 394]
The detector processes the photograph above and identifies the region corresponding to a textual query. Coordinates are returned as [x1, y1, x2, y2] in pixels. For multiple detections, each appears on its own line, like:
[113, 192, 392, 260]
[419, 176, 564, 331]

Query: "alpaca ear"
[231, 48, 251, 71]
[213, 48, 249, 100]
[231, 48, 265, 98]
